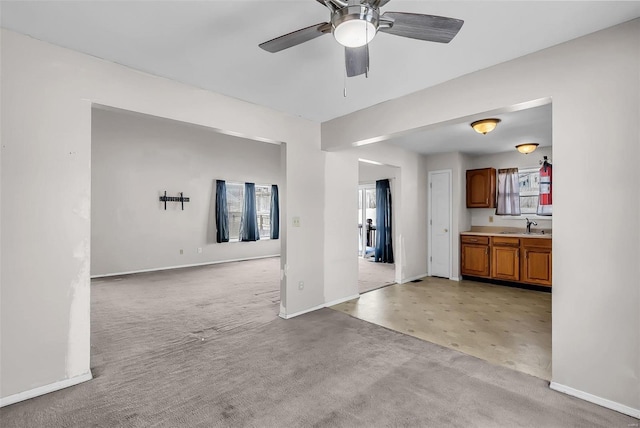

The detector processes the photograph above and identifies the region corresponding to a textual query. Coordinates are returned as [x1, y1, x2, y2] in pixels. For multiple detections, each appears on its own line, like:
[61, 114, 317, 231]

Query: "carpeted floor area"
[358, 257, 395, 293]
[0, 258, 635, 427]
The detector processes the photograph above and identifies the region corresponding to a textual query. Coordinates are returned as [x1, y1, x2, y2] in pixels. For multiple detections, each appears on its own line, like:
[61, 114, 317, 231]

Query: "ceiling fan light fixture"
[471, 118, 501, 135]
[334, 20, 376, 47]
[516, 143, 539, 154]
[332, 5, 379, 48]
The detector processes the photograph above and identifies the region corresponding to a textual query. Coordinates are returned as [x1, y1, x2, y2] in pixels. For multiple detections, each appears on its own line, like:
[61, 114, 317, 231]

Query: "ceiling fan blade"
[379, 12, 464, 43]
[259, 22, 331, 53]
[345, 45, 369, 77]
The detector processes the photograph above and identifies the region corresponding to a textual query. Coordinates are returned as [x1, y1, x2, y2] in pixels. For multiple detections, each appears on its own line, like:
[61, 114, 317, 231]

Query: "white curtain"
[496, 168, 521, 215]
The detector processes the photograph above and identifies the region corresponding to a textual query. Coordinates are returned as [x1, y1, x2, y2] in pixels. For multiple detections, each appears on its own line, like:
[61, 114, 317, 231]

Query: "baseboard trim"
[549, 382, 640, 419]
[279, 303, 325, 319]
[0, 372, 93, 408]
[91, 254, 280, 278]
[450, 276, 461, 282]
[279, 294, 360, 319]
[399, 273, 428, 284]
[325, 294, 360, 307]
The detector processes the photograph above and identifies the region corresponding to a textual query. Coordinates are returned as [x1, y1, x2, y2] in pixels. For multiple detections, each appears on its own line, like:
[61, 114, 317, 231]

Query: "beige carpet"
[0, 257, 635, 427]
[358, 257, 395, 293]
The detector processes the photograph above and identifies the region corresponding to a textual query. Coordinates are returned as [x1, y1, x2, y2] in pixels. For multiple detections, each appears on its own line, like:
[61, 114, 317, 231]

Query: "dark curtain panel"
[240, 182, 260, 241]
[375, 179, 394, 263]
[270, 184, 280, 239]
[215, 180, 229, 243]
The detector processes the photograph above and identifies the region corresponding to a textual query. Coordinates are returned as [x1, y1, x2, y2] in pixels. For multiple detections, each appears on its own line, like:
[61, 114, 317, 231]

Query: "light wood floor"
[332, 277, 552, 380]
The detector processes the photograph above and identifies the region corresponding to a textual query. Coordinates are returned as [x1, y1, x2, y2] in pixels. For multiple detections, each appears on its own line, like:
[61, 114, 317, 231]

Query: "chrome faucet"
[525, 218, 538, 234]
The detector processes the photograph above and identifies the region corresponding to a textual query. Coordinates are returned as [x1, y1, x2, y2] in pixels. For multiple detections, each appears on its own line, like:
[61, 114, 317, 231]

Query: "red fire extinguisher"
[537, 156, 552, 215]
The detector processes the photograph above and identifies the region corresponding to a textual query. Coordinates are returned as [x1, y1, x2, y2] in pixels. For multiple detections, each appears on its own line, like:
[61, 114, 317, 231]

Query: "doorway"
[358, 185, 376, 259]
[357, 161, 398, 293]
[428, 170, 452, 279]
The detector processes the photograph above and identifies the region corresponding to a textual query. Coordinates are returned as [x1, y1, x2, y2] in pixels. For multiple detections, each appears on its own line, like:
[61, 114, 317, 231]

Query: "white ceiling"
[2, 1, 639, 125]
[387, 101, 552, 156]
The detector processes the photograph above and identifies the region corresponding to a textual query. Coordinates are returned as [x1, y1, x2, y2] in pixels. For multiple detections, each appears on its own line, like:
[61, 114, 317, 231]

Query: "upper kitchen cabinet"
[466, 168, 496, 208]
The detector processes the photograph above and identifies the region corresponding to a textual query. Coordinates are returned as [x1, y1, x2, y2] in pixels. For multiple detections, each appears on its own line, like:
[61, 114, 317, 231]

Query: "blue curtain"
[215, 180, 229, 243]
[270, 185, 280, 239]
[240, 182, 260, 241]
[375, 179, 394, 263]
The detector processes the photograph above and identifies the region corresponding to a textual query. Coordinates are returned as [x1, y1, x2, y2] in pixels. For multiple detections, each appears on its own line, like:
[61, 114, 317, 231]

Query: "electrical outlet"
[292, 216, 301, 227]
[298, 281, 304, 290]
[197, 247, 202, 254]
[489, 216, 494, 223]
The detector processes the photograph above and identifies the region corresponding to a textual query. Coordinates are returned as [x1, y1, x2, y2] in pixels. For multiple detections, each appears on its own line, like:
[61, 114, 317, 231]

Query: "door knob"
[444, 229, 448, 232]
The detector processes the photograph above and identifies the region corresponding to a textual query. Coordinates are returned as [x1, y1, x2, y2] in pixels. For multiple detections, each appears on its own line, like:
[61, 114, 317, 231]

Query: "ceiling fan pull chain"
[343, 72, 348, 97]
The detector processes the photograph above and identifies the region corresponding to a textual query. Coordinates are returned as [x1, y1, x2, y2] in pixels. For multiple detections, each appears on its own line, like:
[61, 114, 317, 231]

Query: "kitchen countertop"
[461, 227, 552, 239]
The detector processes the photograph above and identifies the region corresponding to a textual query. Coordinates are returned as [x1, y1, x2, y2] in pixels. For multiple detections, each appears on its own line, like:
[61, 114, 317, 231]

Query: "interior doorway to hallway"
[357, 161, 398, 294]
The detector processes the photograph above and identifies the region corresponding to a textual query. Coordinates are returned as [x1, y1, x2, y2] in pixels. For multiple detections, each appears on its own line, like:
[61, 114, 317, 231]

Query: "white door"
[429, 171, 451, 278]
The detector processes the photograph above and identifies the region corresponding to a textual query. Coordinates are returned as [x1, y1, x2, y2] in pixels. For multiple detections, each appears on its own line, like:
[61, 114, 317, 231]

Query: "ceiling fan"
[259, 0, 464, 77]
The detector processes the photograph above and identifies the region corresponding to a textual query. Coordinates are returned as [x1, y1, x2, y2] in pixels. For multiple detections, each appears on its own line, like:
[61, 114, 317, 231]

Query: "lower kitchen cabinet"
[521, 238, 552, 286]
[460, 236, 490, 277]
[491, 237, 520, 281]
[461, 234, 552, 287]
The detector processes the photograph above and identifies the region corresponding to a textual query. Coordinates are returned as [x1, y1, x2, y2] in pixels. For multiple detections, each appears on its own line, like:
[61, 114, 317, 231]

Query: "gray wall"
[91, 108, 281, 276]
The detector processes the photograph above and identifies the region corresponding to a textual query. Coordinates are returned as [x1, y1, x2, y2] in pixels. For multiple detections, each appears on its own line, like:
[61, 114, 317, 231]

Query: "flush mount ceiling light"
[332, 5, 379, 47]
[516, 143, 539, 154]
[471, 118, 501, 135]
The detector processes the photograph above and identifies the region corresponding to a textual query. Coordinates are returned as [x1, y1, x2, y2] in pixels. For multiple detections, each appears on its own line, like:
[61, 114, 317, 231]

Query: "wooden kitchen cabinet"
[461, 233, 552, 287]
[466, 168, 496, 208]
[460, 236, 490, 277]
[521, 238, 552, 287]
[491, 237, 520, 281]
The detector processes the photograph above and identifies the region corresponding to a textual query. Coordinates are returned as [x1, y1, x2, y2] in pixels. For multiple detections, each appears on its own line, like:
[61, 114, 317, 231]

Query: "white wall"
[358, 162, 399, 184]
[1, 29, 324, 401]
[91, 107, 281, 276]
[322, 21, 640, 413]
[469, 146, 553, 230]
[324, 151, 359, 304]
[2, 19, 638, 415]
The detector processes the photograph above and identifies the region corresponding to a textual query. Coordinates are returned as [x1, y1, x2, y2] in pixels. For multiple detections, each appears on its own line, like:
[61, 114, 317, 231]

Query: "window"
[226, 182, 244, 240]
[226, 182, 272, 240]
[255, 185, 271, 239]
[518, 168, 540, 214]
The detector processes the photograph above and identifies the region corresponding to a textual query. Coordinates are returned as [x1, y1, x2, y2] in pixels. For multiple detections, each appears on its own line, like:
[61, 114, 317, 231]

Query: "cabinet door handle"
[525, 250, 528, 259]
[485, 248, 488, 255]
